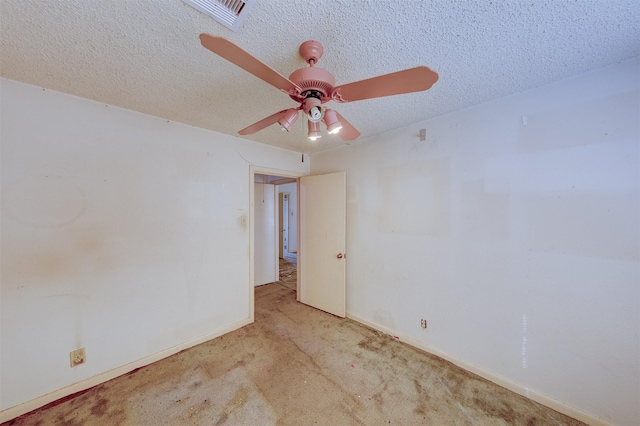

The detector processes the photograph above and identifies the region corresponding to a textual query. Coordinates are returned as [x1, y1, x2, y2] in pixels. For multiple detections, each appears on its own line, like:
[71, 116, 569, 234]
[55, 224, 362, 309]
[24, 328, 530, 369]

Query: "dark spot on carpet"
[473, 396, 517, 423]
[90, 397, 109, 417]
[215, 411, 229, 425]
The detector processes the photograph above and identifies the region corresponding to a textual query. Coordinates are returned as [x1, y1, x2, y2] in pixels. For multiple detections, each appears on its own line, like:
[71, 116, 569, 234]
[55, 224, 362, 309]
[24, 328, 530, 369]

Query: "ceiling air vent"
[183, 0, 256, 32]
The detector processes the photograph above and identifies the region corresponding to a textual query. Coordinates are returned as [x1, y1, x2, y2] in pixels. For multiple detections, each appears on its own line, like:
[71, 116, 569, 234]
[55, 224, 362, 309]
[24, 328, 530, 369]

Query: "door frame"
[249, 166, 304, 322]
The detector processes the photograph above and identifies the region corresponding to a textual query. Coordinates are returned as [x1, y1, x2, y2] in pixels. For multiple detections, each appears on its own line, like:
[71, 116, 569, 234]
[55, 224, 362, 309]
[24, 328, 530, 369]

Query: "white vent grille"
[183, 0, 255, 32]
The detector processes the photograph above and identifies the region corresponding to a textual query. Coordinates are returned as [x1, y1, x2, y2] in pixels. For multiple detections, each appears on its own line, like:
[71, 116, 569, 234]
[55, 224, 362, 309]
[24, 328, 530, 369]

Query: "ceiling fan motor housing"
[288, 67, 336, 103]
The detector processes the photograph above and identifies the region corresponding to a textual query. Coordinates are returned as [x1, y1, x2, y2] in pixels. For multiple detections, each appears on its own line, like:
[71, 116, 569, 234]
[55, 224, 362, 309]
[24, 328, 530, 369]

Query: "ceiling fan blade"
[200, 34, 301, 94]
[335, 112, 360, 141]
[238, 110, 287, 135]
[332, 66, 438, 102]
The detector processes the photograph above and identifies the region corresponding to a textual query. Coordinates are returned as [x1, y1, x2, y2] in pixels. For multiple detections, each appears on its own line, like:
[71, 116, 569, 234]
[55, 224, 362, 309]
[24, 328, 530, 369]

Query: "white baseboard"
[0, 317, 253, 423]
[346, 312, 614, 426]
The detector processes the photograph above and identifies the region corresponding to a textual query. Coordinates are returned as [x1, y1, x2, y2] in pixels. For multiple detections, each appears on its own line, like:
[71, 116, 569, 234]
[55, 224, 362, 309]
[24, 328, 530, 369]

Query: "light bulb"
[309, 106, 322, 122]
[327, 124, 342, 134]
[307, 120, 322, 140]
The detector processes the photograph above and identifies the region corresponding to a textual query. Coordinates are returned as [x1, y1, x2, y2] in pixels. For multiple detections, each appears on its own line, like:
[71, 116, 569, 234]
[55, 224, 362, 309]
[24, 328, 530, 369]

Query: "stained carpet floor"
[3, 257, 584, 425]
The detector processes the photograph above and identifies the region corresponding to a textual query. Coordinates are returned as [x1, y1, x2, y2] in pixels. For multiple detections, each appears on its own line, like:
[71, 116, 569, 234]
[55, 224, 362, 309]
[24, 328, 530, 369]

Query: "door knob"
[337, 253, 344, 259]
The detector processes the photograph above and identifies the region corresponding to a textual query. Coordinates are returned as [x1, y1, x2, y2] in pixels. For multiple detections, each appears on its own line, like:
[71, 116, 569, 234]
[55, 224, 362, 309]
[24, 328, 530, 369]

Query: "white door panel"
[299, 172, 346, 317]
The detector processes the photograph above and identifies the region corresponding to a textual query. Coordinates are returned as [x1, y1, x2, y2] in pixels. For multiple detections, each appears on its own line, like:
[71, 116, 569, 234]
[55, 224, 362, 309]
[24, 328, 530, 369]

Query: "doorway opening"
[249, 166, 303, 322]
[250, 167, 347, 321]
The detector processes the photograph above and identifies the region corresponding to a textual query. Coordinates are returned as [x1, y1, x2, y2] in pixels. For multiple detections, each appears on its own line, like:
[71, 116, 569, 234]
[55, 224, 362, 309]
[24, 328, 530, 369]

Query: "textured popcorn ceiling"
[2, 0, 639, 154]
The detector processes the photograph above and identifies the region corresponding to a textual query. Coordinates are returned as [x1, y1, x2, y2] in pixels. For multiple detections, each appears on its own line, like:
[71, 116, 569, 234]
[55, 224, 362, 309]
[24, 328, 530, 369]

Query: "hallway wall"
[310, 58, 640, 426]
[254, 183, 277, 285]
[278, 182, 298, 254]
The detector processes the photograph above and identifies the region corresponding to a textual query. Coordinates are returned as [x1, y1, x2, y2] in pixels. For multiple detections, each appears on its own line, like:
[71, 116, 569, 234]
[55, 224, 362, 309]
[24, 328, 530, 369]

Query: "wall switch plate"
[70, 348, 86, 367]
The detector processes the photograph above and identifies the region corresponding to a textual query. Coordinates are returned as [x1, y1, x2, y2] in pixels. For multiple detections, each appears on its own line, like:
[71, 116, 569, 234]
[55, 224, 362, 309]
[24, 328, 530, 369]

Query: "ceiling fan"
[199, 34, 439, 142]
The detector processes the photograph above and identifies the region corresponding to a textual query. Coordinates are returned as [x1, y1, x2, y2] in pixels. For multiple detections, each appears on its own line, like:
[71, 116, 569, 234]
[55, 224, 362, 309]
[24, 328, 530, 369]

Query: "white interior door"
[299, 172, 346, 317]
[254, 183, 277, 286]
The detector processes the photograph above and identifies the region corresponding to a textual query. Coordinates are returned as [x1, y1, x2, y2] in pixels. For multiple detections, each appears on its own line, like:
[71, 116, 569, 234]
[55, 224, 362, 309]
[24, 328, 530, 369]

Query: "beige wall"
[311, 58, 640, 426]
[0, 78, 308, 414]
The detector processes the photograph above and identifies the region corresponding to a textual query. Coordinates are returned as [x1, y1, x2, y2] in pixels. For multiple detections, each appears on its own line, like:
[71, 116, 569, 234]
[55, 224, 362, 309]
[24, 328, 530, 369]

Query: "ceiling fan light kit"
[307, 121, 322, 141]
[199, 34, 439, 142]
[277, 108, 299, 132]
[323, 109, 342, 135]
[302, 97, 323, 122]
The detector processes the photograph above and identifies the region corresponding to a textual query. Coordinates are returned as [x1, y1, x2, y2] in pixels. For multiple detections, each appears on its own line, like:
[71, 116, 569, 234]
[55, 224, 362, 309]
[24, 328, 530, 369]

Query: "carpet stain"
[473, 396, 518, 422]
[215, 386, 249, 424]
[89, 397, 108, 417]
[188, 381, 203, 390]
[357, 335, 388, 352]
[214, 411, 228, 425]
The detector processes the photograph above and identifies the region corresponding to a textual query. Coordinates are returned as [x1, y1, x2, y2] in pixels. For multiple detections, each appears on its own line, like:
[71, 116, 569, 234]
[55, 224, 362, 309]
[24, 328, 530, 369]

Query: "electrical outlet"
[70, 348, 86, 367]
[420, 319, 428, 330]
